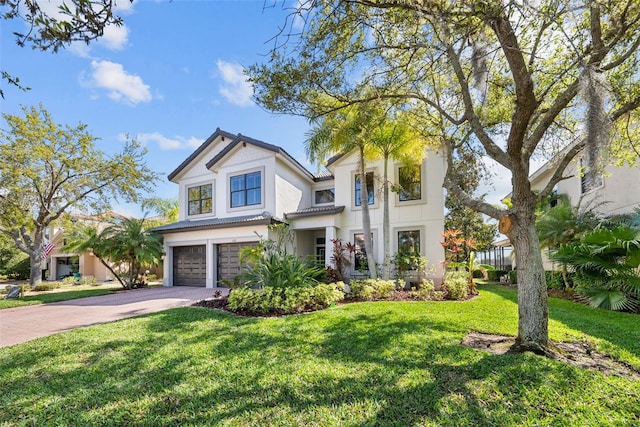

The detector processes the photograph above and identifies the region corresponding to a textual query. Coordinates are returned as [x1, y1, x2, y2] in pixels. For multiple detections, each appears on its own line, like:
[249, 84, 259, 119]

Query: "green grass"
[0, 283, 121, 309]
[1, 284, 638, 426]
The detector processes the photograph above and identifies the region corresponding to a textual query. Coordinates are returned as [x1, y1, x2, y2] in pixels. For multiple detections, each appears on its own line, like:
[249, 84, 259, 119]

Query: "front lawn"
[1, 284, 638, 426]
[0, 281, 160, 309]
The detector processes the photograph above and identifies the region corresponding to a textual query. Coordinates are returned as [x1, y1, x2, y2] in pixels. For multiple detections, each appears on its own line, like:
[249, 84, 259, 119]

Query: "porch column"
[162, 244, 171, 287]
[206, 240, 215, 288]
[325, 226, 337, 268]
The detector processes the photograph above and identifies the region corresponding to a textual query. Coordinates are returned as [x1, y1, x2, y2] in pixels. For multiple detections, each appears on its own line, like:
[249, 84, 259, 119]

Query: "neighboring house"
[529, 151, 640, 216]
[495, 149, 640, 270]
[45, 212, 126, 281]
[154, 128, 446, 288]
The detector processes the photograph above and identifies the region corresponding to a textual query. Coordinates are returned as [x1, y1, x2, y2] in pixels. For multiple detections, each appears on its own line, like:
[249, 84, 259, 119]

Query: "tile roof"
[284, 205, 345, 220]
[152, 212, 278, 234]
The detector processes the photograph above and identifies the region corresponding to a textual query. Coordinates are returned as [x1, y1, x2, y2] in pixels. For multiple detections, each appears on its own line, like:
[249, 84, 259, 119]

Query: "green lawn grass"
[0, 282, 161, 309]
[1, 284, 638, 426]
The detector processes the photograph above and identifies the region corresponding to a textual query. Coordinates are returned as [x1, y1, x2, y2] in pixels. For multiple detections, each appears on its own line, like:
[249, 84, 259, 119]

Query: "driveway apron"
[0, 286, 225, 348]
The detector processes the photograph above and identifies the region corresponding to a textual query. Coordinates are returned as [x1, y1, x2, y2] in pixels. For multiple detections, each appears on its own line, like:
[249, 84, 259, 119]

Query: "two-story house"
[494, 148, 640, 271]
[154, 128, 446, 288]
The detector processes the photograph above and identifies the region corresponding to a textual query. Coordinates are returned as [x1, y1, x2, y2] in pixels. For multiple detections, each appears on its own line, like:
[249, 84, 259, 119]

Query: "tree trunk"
[29, 252, 44, 288]
[509, 209, 548, 353]
[382, 154, 391, 280]
[359, 146, 377, 279]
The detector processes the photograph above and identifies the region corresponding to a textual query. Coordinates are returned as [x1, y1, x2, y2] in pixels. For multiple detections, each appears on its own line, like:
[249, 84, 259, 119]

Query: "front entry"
[173, 245, 206, 286]
[217, 242, 257, 286]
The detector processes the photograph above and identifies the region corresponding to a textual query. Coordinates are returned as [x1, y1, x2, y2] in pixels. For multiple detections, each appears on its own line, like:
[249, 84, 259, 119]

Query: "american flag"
[43, 241, 55, 257]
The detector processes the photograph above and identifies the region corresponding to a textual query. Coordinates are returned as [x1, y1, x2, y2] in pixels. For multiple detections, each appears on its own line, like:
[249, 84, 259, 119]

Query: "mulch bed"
[461, 331, 640, 380]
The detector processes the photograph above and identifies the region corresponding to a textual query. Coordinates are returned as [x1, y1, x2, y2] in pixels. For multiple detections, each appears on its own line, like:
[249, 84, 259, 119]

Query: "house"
[530, 151, 640, 216]
[494, 149, 640, 270]
[45, 212, 127, 281]
[154, 128, 446, 288]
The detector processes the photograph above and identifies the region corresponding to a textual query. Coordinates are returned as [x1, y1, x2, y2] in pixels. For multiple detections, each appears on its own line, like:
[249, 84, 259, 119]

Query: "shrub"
[472, 269, 484, 279]
[227, 282, 344, 315]
[241, 253, 325, 289]
[409, 279, 435, 301]
[508, 270, 518, 284]
[544, 271, 564, 290]
[33, 282, 63, 291]
[486, 269, 508, 282]
[5, 255, 30, 280]
[348, 279, 395, 300]
[444, 270, 469, 300]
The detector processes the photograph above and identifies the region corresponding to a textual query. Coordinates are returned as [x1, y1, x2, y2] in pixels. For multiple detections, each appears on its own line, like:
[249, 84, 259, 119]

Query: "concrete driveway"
[0, 286, 226, 348]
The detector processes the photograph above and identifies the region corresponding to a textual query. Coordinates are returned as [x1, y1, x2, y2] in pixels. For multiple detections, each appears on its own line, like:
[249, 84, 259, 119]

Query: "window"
[355, 172, 374, 206]
[188, 184, 213, 215]
[398, 164, 422, 201]
[398, 230, 420, 254]
[230, 171, 261, 208]
[353, 232, 373, 272]
[580, 158, 603, 194]
[315, 188, 335, 204]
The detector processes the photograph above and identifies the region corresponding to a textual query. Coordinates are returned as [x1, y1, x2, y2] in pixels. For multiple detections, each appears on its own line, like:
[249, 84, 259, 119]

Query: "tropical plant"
[536, 194, 602, 289]
[238, 224, 325, 289]
[63, 218, 163, 290]
[327, 238, 356, 282]
[551, 225, 640, 311]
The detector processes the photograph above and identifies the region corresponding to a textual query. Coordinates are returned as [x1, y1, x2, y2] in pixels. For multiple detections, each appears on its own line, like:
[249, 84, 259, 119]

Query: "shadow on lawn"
[2, 297, 637, 426]
[481, 284, 640, 358]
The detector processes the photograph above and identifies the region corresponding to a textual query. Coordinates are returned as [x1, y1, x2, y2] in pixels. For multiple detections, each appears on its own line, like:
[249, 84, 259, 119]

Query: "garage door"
[173, 245, 206, 286]
[217, 242, 257, 285]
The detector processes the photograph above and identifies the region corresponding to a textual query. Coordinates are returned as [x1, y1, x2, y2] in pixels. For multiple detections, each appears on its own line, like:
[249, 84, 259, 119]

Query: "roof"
[205, 133, 318, 181]
[152, 212, 279, 234]
[167, 128, 238, 182]
[168, 128, 334, 183]
[284, 205, 345, 220]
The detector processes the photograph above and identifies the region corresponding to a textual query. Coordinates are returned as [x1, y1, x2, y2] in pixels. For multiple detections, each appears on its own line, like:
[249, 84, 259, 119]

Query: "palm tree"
[306, 104, 377, 278]
[64, 217, 163, 289]
[368, 110, 431, 278]
[536, 194, 601, 289]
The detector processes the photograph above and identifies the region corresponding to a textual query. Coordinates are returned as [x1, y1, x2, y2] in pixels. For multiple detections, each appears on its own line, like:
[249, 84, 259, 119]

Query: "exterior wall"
[274, 158, 312, 219]
[328, 150, 446, 282]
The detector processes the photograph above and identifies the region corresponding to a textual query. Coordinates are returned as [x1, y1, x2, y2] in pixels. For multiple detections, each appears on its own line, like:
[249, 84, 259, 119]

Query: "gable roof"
[205, 133, 317, 181]
[167, 128, 238, 182]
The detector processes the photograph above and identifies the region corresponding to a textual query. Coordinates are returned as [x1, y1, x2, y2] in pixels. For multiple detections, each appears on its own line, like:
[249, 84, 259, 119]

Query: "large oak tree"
[249, 1, 640, 352]
[0, 105, 158, 287]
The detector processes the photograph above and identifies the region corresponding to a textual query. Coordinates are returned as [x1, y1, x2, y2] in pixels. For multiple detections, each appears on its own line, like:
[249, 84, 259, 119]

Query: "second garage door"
[217, 242, 257, 285]
[173, 245, 206, 286]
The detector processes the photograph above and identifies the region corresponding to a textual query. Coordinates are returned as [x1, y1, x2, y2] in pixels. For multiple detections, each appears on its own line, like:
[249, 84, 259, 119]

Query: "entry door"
[173, 245, 206, 286]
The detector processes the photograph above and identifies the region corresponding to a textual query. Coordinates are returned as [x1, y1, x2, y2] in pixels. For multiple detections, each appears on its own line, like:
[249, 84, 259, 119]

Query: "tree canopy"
[249, 0, 640, 352]
[0, 104, 158, 286]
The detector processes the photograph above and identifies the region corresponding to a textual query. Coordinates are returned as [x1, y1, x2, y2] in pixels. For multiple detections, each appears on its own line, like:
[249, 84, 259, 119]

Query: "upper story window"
[315, 188, 335, 204]
[230, 171, 261, 208]
[188, 184, 213, 215]
[355, 172, 375, 206]
[398, 164, 422, 202]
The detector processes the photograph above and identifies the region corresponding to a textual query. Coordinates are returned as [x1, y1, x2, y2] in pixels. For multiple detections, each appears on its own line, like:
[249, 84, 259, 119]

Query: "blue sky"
[1, 0, 312, 217]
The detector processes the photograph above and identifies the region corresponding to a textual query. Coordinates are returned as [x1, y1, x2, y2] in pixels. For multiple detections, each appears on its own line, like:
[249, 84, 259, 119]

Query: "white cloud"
[216, 60, 254, 107]
[32, 1, 131, 55]
[135, 132, 202, 150]
[100, 23, 129, 50]
[87, 60, 152, 104]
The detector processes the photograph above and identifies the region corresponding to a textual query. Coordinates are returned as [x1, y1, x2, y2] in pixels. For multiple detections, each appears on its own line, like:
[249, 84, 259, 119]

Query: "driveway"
[0, 286, 226, 348]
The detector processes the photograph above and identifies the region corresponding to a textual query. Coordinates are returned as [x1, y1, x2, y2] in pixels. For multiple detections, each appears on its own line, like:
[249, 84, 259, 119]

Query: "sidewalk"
[0, 286, 225, 348]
